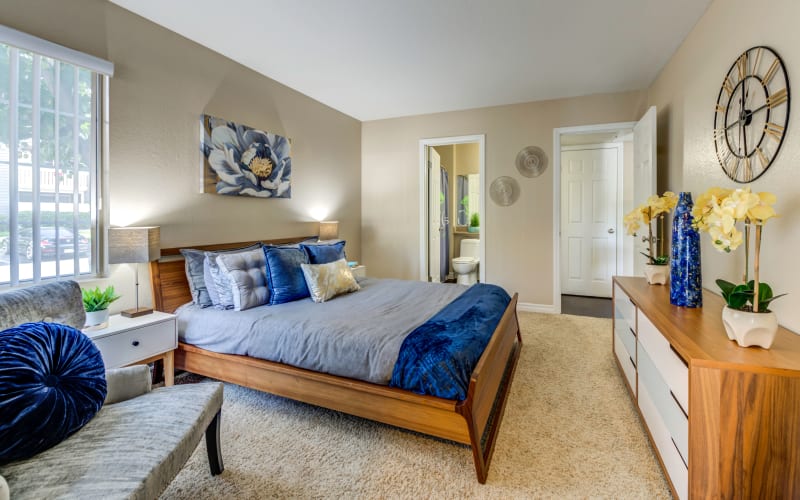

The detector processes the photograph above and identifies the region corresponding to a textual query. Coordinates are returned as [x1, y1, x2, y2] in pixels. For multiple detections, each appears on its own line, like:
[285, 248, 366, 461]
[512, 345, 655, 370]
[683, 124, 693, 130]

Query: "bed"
[149, 236, 522, 483]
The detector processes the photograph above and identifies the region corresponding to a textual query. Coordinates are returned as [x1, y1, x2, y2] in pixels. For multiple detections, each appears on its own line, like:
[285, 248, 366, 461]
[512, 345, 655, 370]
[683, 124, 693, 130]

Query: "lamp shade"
[318, 221, 339, 240]
[108, 226, 161, 264]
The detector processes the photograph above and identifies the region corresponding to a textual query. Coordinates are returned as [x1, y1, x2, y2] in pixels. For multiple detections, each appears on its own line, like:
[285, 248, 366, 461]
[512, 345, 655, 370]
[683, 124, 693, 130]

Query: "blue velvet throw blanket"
[390, 284, 511, 401]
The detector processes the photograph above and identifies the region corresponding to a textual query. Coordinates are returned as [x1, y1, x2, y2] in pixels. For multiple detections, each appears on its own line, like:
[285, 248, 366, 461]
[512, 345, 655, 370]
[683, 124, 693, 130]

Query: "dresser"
[612, 276, 800, 499]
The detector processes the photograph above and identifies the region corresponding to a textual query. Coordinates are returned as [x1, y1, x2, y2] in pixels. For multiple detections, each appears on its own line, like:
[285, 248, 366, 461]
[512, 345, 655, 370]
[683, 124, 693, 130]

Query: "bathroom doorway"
[418, 135, 485, 284]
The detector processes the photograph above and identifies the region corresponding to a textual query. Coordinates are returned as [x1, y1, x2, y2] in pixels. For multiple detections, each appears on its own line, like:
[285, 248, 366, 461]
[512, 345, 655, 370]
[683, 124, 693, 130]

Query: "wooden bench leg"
[206, 410, 224, 475]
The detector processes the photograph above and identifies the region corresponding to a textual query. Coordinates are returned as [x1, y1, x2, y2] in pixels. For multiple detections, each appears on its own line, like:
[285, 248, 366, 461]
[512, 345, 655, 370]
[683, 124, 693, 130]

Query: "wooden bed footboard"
[151, 237, 523, 483]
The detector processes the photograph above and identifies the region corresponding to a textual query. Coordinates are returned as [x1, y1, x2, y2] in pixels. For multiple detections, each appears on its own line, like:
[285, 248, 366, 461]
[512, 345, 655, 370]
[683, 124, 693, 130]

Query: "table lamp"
[108, 226, 161, 317]
[318, 220, 339, 241]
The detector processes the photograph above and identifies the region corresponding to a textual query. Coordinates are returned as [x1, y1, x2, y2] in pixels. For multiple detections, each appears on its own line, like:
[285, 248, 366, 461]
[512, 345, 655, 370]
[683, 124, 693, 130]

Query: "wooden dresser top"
[614, 276, 800, 375]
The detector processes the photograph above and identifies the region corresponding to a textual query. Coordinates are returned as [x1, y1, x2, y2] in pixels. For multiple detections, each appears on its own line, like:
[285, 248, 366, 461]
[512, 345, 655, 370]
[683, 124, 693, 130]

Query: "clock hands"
[725, 102, 769, 131]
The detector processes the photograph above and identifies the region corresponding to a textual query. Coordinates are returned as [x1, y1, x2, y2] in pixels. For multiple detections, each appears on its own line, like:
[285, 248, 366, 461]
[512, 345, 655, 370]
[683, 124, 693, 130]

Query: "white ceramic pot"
[721, 306, 778, 349]
[643, 264, 668, 285]
[84, 309, 110, 328]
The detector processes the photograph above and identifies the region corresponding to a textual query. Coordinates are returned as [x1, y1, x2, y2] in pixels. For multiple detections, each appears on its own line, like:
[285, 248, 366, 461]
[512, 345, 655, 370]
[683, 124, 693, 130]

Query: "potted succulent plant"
[623, 192, 678, 285]
[692, 187, 785, 348]
[82, 285, 121, 327]
[468, 212, 480, 233]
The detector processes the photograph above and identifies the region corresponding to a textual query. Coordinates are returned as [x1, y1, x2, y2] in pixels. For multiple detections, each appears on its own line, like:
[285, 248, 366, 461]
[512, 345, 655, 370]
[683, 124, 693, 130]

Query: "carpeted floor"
[161, 312, 670, 499]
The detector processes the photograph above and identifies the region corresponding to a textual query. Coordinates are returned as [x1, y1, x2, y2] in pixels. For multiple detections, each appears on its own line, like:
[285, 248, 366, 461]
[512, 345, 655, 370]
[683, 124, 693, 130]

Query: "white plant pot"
[85, 309, 110, 328]
[643, 264, 668, 285]
[721, 306, 778, 349]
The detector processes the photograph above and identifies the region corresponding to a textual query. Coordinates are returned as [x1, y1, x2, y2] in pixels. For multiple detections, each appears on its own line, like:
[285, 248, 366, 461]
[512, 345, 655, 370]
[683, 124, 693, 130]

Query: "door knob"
[608, 228, 615, 234]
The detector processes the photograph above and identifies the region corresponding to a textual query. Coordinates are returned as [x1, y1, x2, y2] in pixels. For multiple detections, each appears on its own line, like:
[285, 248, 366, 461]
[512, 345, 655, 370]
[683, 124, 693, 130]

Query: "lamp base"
[121, 307, 153, 318]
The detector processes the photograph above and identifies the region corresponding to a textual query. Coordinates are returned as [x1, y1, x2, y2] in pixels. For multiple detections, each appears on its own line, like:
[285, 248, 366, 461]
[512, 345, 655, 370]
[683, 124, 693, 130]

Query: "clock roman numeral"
[763, 59, 781, 86]
[767, 88, 788, 108]
[737, 53, 748, 81]
[723, 76, 735, 96]
[765, 122, 784, 141]
[716, 104, 726, 113]
[756, 147, 770, 169]
[713, 128, 727, 140]
[743, 157, 753, 182]
[752, 48, 763, 75]
[726, 156, 741, 178]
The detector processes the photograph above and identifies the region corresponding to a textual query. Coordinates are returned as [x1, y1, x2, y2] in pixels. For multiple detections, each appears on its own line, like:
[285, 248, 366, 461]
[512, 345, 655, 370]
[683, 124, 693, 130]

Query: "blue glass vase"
[670, 192, 702, 307]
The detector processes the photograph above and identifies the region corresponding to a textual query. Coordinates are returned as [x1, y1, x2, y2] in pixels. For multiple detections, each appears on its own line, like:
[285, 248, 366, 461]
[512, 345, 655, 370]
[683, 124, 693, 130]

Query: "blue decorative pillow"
[0, 322, 107, 461]
[264, 246, 310, 305]
[301, 240, 346, 264]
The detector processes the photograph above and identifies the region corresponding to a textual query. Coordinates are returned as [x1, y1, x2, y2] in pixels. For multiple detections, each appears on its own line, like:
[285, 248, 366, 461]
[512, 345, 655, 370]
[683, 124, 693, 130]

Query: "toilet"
[452, 239, 480, 285]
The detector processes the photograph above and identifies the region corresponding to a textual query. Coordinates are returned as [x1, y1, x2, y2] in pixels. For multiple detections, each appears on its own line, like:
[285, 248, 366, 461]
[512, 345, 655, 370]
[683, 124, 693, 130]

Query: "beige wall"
[646, 0, 800, 332]
[1, 0, 361, 313]
[362, 91, 646, 306]
[455, 143, 479, 175]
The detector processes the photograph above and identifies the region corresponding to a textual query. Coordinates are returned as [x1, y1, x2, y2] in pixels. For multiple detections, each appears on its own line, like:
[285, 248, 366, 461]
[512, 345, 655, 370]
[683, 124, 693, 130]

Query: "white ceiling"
[109, 0, 711, 121]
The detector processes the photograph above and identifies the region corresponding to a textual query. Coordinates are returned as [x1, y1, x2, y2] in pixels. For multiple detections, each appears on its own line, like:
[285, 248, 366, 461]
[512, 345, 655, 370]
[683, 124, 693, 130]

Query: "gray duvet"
[176, 278, 466, 384]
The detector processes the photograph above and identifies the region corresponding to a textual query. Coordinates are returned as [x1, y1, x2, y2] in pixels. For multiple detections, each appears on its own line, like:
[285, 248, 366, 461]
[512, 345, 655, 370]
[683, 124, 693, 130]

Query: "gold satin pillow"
[300, 258, 360, 303]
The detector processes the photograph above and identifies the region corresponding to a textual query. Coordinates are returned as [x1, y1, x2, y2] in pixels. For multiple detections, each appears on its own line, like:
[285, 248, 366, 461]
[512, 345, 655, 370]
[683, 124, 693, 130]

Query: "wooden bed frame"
[149, 237, 522, 483]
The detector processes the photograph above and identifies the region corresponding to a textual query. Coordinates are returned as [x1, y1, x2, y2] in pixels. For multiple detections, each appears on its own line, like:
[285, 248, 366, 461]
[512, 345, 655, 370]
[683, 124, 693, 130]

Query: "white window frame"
[1, 25, 113, 287]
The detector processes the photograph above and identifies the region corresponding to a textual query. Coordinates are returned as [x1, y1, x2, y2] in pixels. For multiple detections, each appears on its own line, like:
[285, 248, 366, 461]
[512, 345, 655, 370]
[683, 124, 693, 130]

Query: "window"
[0, 26, 113, 286]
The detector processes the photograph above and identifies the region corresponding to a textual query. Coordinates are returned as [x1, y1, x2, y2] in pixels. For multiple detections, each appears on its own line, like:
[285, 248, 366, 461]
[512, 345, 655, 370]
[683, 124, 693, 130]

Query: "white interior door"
[428, 147, 441, 282]
[560, 147, 618, 297]
[632, 106, 657, 276]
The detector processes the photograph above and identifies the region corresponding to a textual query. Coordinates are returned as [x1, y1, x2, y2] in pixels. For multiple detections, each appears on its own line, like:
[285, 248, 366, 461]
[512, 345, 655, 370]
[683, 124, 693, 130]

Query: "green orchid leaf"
[715, 279, 737, 301]
[728, 284, 752, 310]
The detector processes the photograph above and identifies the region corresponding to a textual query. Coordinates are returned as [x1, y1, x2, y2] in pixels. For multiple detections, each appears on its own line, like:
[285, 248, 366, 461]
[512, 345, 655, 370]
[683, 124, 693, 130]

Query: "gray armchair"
[0, 281, 224, 499]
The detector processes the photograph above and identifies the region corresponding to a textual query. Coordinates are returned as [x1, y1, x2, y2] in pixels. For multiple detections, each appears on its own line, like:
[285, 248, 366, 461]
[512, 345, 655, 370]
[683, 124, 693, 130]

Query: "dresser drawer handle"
[629, 355, 636, 369]
[671, 436, 688, 469]
[132, 340, 140, 347]
[669, 345, 689, 368]
[629, 327, 637, 338]
[670, 389, 688, 418]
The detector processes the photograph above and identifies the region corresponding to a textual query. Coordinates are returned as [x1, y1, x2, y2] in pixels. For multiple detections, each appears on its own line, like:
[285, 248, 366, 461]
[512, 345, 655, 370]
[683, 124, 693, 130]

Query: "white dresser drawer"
[638, 343, 689, 463]
[614, 284, 636, 328]
[614, 319, 637, 363]
[92, 319, 176, 368]
[614, 331, 637, 396]
[639, 380, 688, 500]
[637, 310, 689, 411]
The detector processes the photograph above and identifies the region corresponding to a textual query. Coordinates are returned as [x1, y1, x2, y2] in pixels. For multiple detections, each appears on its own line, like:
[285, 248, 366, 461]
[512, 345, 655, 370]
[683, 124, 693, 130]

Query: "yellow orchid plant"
[624, 192, 678, 265]
[691, 187, 784, 313]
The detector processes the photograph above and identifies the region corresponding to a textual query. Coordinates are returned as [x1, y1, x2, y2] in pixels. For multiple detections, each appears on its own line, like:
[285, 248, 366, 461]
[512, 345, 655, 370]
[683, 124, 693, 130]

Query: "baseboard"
[516, 302, 556, 314]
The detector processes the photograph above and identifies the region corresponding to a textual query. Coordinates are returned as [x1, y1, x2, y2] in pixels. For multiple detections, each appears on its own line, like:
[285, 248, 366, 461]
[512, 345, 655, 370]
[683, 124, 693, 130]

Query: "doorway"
[419, 135, 485, 284]
[553, 106, 657, 315]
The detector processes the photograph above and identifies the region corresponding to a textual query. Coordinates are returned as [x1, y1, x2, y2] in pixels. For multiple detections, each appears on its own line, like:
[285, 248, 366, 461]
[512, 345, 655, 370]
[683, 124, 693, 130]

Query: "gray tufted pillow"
[204, 252, 235, 309]
[180, 243, 261, 307]
[216, 248, 269, 311]
[0, 281, 85, 330]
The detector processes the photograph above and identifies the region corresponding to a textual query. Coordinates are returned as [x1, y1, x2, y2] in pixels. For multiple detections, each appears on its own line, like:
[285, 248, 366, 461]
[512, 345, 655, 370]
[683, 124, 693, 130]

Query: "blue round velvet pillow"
[0, 322, 107, 461]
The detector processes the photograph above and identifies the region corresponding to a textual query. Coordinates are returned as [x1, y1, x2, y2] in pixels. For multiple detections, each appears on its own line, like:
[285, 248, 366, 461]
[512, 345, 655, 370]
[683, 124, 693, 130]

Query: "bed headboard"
[149, 236, 314, 314]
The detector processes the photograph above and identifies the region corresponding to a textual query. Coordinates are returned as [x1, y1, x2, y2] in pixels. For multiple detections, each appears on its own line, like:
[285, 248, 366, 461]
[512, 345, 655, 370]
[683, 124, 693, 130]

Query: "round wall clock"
[714, 46, 790, 183]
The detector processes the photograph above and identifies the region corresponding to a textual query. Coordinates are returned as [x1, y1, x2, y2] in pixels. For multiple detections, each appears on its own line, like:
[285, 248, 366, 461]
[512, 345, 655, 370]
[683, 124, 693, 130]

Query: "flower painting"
[201, 114, 291, 198]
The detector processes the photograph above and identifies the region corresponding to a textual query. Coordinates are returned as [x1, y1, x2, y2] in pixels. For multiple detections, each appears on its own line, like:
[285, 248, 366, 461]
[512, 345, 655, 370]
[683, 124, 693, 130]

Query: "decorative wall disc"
[489, 176, 520, 206]
[515, 146, 548, 178]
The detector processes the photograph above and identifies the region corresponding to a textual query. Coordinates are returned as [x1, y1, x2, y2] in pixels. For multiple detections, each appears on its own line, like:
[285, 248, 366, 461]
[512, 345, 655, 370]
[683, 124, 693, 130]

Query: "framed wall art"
[201, 114, 292, 198]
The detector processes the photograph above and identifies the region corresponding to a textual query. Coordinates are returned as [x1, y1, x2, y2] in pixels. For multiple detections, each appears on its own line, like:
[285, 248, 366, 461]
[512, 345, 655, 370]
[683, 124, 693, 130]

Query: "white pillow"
[300, 258, 360, 303]
[216, 248, 269, 310]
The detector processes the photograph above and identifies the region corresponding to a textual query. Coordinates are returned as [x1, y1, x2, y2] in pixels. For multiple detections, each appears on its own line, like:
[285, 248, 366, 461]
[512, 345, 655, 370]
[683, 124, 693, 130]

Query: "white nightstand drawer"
[92, 319, 176, 368]
[614, 317, 637, 362]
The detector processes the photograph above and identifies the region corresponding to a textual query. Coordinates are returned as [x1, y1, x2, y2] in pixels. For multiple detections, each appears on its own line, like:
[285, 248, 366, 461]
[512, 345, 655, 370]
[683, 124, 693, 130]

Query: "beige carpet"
[162, 312, 670, 499]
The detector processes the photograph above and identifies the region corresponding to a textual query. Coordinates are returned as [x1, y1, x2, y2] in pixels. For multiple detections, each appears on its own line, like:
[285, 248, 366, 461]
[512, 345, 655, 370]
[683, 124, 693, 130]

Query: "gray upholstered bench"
[0, 281, 225, 500]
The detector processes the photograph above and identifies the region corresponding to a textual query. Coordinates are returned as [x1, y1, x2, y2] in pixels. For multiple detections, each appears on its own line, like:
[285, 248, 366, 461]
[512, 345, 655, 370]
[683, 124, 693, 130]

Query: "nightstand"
[83, 311, 178, 386]
[351, 265, 366, 279]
